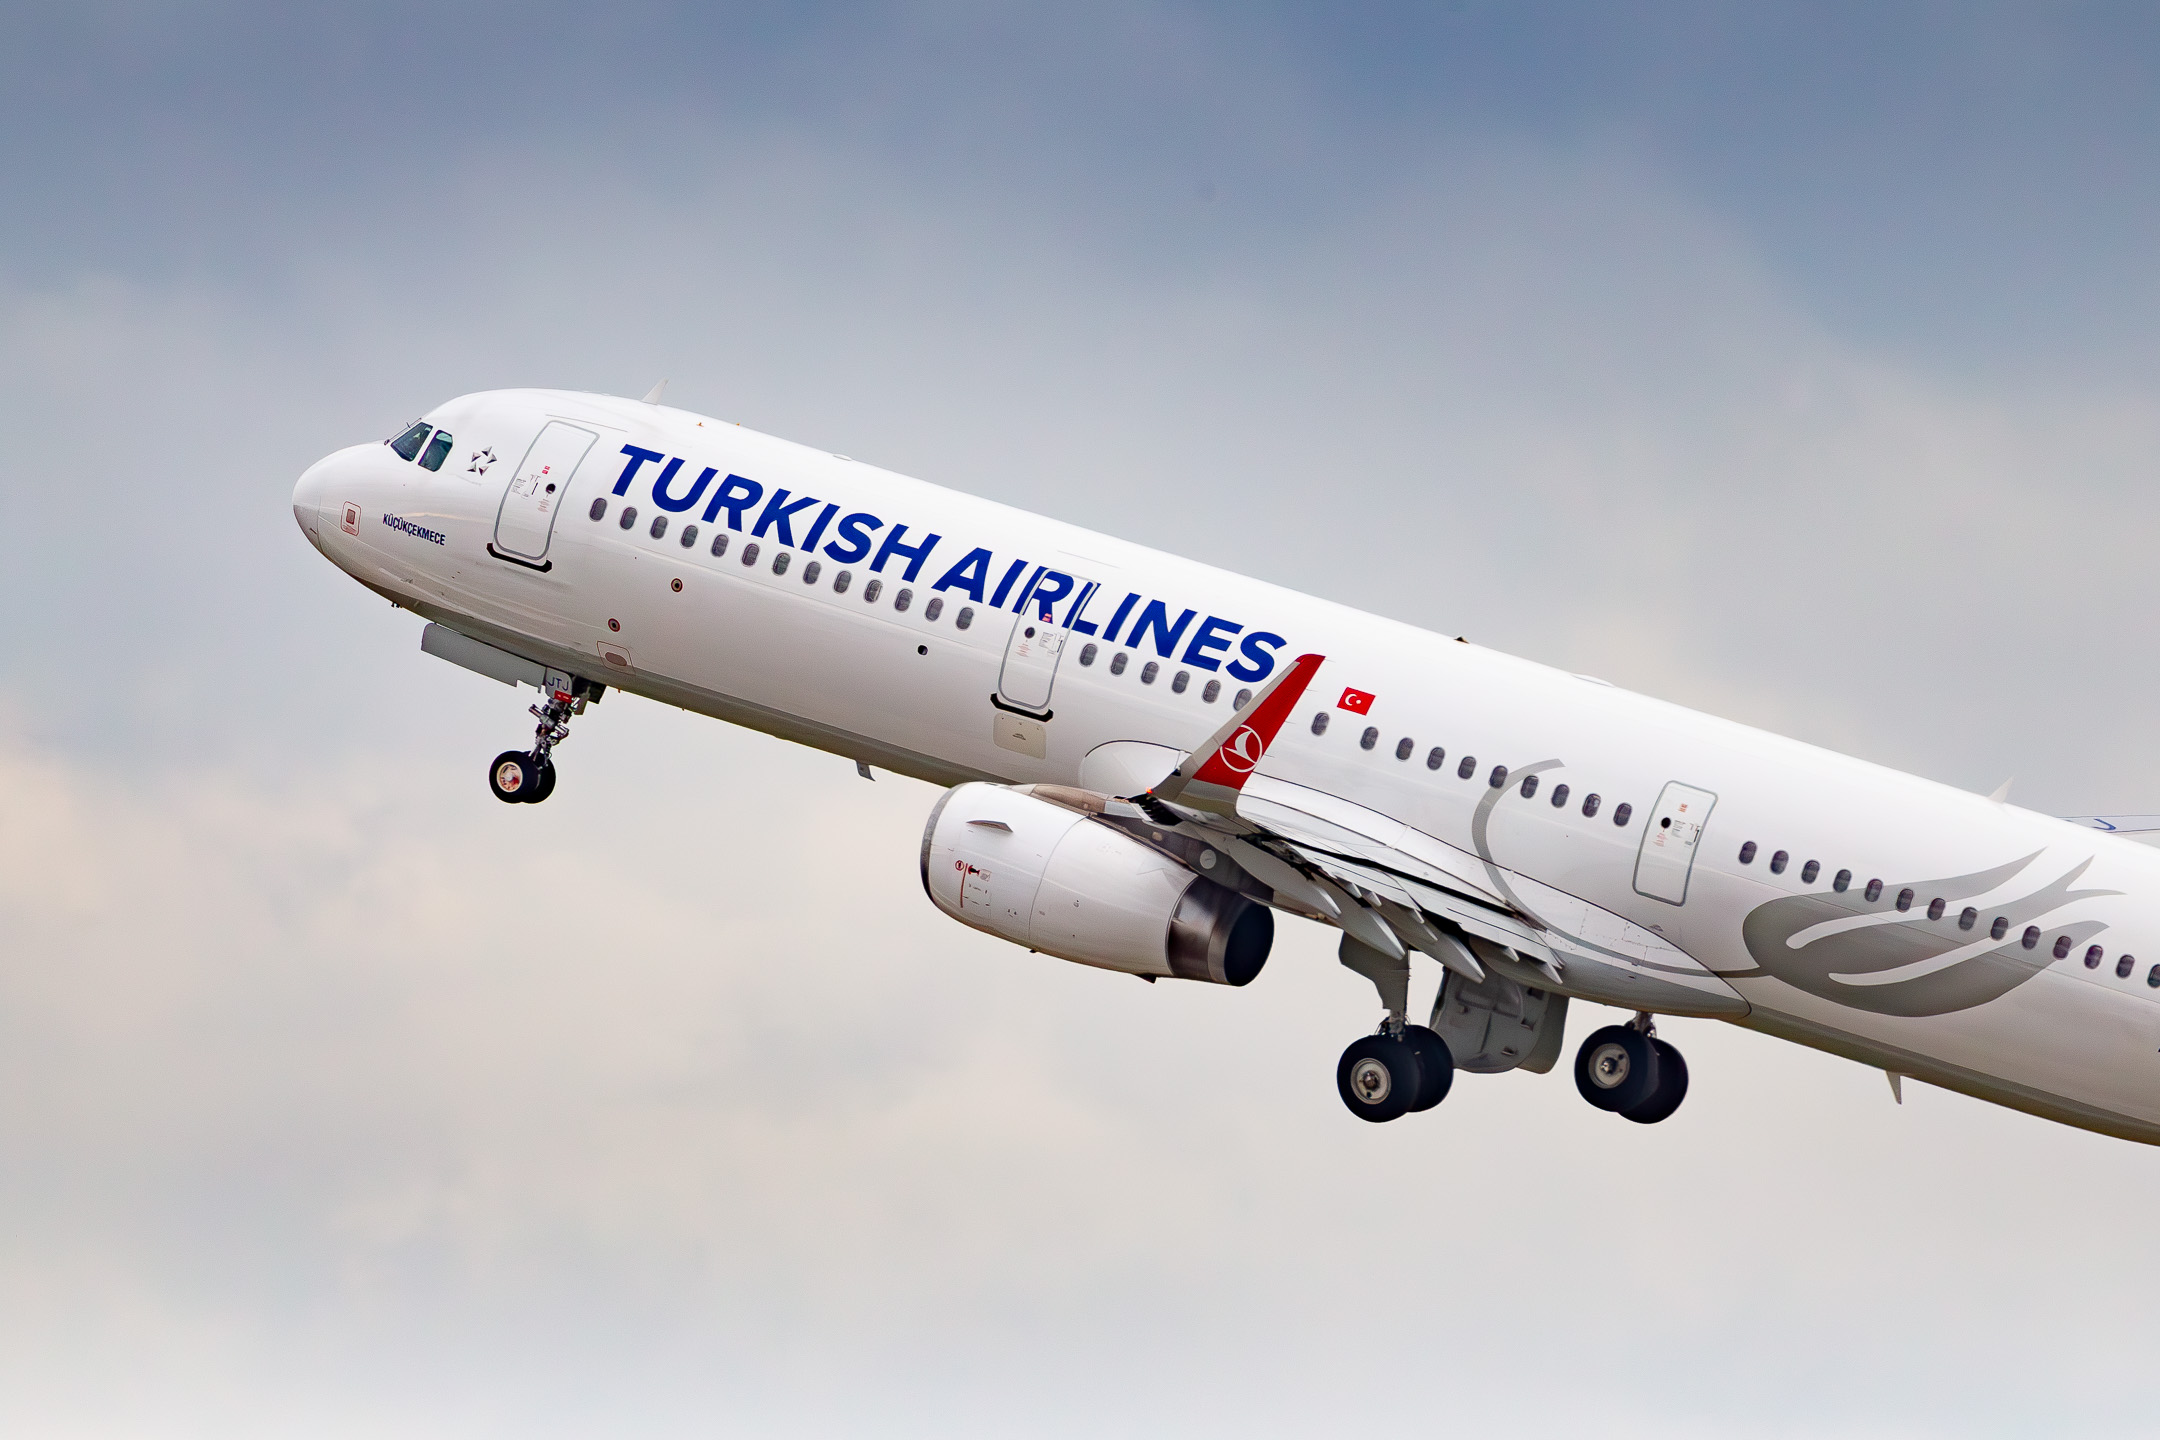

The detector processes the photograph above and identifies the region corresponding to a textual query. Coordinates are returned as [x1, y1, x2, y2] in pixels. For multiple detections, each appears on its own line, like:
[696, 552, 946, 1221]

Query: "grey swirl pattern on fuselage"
[1738, 853, 2116, 1017]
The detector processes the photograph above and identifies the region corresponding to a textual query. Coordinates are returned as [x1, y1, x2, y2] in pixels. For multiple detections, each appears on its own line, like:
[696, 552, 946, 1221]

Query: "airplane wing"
[1135, 653, 1557, 975]
[1129, 653, 1743, 1012]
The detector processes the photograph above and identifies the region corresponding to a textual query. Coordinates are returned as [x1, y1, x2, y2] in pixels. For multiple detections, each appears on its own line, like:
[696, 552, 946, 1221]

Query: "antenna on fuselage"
[640, 378, 669, 404]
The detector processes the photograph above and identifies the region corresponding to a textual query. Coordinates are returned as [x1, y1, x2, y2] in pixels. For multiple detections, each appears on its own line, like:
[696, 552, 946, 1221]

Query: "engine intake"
[921, 783, 1273, 985]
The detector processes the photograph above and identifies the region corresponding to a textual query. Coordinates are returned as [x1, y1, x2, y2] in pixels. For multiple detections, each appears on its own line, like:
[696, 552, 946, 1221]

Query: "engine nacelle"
[921, 782, 1273, 986]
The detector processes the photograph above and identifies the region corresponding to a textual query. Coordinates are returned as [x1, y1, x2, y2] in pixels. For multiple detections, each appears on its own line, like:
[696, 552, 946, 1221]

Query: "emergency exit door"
[492, 421, 599, 566]
[995, 571, 1099, 715]
[1633, 781, 1718, 905]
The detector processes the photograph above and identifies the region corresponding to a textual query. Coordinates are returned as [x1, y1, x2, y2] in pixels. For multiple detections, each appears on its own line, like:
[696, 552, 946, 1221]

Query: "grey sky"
[4, 5, 2160, 1436]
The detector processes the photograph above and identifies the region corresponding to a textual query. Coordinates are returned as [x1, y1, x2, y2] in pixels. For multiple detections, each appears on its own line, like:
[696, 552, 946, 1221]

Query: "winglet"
[1148, 653, 1325, 812]
[641, 378, 669, 405]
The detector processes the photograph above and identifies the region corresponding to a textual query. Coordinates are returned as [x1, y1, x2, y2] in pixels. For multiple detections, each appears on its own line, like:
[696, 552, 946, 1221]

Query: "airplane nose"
[293, 454, 333, 539]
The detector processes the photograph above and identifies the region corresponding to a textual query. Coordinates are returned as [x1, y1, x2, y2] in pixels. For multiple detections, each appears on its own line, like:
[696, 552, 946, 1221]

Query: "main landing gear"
[1334, 934, 1456, 1123]
[1574, 1013, 1689, 1124]
[488, 672, 594, 805]
[1337, 1021, 1454, 1123]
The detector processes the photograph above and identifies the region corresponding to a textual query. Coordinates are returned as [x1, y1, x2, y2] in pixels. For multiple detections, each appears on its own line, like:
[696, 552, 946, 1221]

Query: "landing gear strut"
[488, 670, 595, 805]
[1334, 935, 1455, 1123]
[1574, 1013, 1689, 1123]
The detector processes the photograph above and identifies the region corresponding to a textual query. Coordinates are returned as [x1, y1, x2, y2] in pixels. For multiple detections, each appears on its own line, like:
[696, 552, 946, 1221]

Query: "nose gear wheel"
[488, 674, 586, 804]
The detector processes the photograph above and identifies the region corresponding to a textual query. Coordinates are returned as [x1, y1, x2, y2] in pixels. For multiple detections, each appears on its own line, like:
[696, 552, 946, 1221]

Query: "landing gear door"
[995, 571, 1098, 717]
[493, 421, 599, 564]
[1633, 781, 1717, 905]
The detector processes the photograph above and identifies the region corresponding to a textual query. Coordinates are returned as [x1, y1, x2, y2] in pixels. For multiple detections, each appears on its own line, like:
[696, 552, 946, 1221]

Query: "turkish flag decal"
[1337, 687, 1375, 715]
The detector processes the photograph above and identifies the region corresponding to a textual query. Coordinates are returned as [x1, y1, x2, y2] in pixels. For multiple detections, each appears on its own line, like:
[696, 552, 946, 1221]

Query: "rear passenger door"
[492, 421, 599, 567]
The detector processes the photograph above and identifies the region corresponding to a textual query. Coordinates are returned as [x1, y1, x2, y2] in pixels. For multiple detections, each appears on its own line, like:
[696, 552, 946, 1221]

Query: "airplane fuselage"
[293, 389, 2160, 1144]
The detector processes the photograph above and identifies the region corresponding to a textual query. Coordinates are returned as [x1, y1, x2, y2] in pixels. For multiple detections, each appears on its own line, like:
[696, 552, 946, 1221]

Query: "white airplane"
[293, 388, 2160, 1142]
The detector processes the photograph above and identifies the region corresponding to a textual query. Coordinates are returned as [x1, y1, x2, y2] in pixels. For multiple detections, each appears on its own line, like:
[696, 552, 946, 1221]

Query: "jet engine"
[921, 782, 1273, 985]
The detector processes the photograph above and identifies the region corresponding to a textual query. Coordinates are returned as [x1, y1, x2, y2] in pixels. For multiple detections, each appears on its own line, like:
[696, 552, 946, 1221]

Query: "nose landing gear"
[488, 670, 594, 804]
[1574, 1013, 1689, 1123]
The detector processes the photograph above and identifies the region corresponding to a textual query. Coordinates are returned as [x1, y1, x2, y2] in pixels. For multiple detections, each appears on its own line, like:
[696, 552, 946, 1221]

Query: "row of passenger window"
[1071, 641, 1253, 707]
[1308, 713, 1637, 828]
[388, 420, 454, 472]
[591, 497, 977, 627]
[1735, 840, 2157, 986]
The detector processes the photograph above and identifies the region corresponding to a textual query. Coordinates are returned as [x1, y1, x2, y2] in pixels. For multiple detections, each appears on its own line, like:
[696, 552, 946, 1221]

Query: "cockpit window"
[418, 429, 453, 471]
[389, 422, 432, 461]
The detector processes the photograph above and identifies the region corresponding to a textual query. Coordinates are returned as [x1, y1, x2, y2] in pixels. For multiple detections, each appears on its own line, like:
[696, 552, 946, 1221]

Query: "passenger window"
[1739, 842, 1757, 864]
[619, 506, 639, 530]
[863, 578, 881, 602]
[803, 560, 822, 584]
[1234, 689, 1253, 709]
[1958, 907, 1977, 930]
[1864, 879, 1883, 902]
[1925, 897, 1943, 921]
[651, 515, 669, 539]
[1310, 711, 1327, 735]
[2085, 944, 2104, 969]
[1111, 653, 1128, 676]
[711, 533, 729, 558]
[2117, 953, 2135, 979]
[389, 422, 432, 460]
[1203, 679, 1221, 703]
[1395, 737, 1413, 761]
[1458, 756, 1476, 780]
[833, 568, 849, 592]
[742, 541, 761, 566]
[1079, 643, 1098, 666]
[681, 524, 699, 548]
[893, 586, 910, 611]
[956, 605, 973, 629]
[1990, 916, 2008, 940]
[1582, 793, 1601, 818]
[2145, 962, 2157, 988]
[2021, 925, 2040, 950]
[1360, 726, 1379, 751]
[1141, 661, 1159, 684]
[1896, 888, 1914, 913]
[1426, 747, 1445, 770]
[923, 595, 942, 620]
[1834, 870, 1852, 893]
[1769, 850, 1788, 875]
[1550, 782, 1569, 808]
[1520, 774, 1539, 799]
[419, 430, 453, 471]
[1490, 765, 1509, 789]
[590, 498, 608, 521]
[1801, 860, 1820, 884]
[1612, 802, 1632, 826]
[1172, 670, 1190, 694]
[775, 552, 792, 575]
[2052, 935, 2073, 960]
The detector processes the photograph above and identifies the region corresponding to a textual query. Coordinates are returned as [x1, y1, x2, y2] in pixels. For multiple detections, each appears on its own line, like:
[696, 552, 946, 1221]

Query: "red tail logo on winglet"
[1189, 653, 1325, 791]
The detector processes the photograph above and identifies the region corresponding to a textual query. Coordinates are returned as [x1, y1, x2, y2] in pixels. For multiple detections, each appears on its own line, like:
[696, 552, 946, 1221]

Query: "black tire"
[1337, 1034, 1421, 1123]
[525, 756, 557, 804]
[1621, 1038, 1689, 1125]
[1400, 1024, 1455, 1111]
[489, 750, 536, 804]
[1574, 1025, 1661, 1113]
